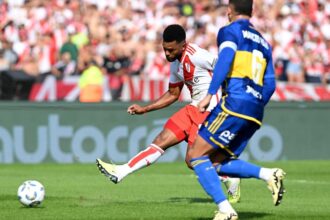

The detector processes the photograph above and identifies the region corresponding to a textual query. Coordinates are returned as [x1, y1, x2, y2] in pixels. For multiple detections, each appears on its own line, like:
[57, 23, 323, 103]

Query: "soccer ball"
[17, 180, 45, 207]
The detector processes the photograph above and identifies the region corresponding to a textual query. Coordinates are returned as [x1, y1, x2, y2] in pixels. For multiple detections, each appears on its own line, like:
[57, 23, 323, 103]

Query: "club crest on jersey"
[194, 77, 200, 83]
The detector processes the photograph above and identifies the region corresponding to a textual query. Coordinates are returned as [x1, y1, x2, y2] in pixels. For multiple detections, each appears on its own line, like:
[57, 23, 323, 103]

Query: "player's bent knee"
[188, 136, 217, 159]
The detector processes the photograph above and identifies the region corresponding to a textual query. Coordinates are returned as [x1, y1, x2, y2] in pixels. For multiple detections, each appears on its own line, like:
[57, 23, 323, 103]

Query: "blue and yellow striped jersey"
[211, 19, 276, 125]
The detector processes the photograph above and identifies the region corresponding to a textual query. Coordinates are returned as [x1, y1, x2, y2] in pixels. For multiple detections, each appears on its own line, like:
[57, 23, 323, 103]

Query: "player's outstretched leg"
[96, 159, 124, 184]
[221, 176, 241, 204]
[267, 168, 286, 206]
[96, 144, 164, 183]
[216, 159, 286, 206]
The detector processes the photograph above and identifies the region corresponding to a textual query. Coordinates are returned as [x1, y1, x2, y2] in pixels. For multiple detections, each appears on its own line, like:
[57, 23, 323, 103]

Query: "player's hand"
[127, 104, 147, 115]
[198, 94, 212, 112]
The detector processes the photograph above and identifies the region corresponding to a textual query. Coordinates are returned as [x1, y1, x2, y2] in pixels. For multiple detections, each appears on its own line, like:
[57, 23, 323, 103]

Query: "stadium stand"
[0, 0, 329, 101]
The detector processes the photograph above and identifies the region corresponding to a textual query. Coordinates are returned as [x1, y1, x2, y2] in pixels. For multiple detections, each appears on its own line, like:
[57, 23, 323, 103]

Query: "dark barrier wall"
[0, 101, 329, 163]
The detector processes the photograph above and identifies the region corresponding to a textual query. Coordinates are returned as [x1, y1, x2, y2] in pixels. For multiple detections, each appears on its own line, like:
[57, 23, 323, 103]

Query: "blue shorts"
[198, 105, 260, 157]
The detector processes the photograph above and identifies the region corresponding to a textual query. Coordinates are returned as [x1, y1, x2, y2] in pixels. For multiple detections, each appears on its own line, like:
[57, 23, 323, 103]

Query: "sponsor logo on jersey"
[246, 85, 262, 100]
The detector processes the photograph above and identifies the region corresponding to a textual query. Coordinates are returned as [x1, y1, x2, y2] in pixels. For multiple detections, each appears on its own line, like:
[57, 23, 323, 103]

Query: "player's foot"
[224, 178, 241, 204]
[213, 210, 238, 220]
[96, 159, 123, 184]
[267, 168, 286, 206]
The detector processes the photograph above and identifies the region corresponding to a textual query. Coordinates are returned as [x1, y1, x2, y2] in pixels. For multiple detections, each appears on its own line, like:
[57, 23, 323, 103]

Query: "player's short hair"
[229, 0, 253, 17]
[163, 24, 186, 43]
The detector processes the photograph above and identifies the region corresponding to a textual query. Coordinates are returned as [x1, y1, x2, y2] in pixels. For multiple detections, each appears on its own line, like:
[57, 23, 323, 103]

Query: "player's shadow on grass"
[169, 197, 213, 204]
[192, 212, 270, 220]
[238, 212, 271, 219]
[169, 198, 271, 219]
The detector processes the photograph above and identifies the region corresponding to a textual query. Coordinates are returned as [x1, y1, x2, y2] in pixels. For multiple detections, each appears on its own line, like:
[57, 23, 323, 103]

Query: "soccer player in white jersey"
[96, 24, 240, 203]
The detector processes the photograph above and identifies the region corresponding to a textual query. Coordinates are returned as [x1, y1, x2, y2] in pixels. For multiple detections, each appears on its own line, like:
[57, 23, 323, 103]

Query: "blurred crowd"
[0, 0, 329, 101]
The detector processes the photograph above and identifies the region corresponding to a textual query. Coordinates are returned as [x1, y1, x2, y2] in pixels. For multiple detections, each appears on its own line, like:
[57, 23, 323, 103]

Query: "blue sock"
[191, 156, 226, 204]
[215, 159, 261, 179]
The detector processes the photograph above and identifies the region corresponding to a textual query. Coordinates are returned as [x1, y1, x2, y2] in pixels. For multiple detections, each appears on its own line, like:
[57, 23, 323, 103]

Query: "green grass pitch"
[1, 161, 329, 220]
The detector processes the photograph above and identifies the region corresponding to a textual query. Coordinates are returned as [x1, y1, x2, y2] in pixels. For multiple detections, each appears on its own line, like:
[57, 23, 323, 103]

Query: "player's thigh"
[152, 128, 181, 150]
[187, 134, 217, 159]
[187, 106, 210, 146]
[198, 111, 259, 157]
[158, 106, 192, 149]
[164, 105, 193, 143]
[229, 120, 259, 156]
[185, 110, 210, 167]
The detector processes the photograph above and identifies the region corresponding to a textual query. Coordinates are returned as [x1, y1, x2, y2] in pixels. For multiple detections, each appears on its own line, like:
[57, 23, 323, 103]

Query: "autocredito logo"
[0, 114, 283, 163]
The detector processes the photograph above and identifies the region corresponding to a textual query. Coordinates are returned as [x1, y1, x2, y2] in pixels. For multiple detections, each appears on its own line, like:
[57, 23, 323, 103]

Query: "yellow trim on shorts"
[211, 112, 228, 134]
[208, 112, 227, 134]
[210, 137, 237, 158]
[208, 112, 221, 132]
[221, 96, 262, 126]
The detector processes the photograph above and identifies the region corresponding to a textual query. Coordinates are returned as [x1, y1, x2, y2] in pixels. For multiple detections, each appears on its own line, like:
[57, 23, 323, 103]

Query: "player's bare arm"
[127, 85, 182, 115]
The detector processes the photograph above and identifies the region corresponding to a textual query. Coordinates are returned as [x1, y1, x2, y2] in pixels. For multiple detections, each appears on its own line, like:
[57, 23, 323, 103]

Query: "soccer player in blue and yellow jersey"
[187, 0, 286, 219]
